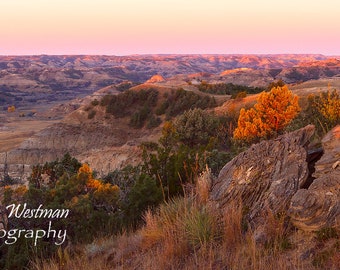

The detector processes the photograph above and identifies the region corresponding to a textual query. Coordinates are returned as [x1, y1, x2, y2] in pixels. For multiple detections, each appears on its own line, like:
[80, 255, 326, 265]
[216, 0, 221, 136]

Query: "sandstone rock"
[288, 125, 340, 231]
[209, 125, 315, 239]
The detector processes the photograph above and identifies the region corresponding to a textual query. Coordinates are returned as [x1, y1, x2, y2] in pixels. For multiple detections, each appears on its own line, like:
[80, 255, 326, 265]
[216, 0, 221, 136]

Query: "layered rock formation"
[210, 125, 340, 238]
[210, 126, 315, 236]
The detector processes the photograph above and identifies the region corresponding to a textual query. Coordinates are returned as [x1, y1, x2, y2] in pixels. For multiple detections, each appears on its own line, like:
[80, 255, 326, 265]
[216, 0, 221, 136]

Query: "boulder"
[288, 125, 340, 231]
[210, 125, 315, 234]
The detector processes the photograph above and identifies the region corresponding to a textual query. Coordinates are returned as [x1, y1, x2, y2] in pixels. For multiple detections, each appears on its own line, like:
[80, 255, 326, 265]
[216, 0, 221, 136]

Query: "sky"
[0, 0, 339, 55]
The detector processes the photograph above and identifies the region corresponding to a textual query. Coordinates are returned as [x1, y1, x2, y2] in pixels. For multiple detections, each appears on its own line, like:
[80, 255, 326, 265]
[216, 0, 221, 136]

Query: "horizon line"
[0, 53, 339, 57]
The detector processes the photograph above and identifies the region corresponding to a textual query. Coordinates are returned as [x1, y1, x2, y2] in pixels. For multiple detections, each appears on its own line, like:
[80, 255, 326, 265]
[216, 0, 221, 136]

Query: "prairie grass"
[32, 180, 340, 270]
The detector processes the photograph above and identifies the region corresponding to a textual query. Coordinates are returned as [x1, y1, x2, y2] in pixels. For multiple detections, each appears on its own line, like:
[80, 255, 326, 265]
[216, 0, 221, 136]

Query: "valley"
[1, 54, 340, 182]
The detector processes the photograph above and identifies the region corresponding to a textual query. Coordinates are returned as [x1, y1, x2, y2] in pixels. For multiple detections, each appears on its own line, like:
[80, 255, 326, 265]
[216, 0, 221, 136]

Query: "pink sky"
[0, 0, 339, 55]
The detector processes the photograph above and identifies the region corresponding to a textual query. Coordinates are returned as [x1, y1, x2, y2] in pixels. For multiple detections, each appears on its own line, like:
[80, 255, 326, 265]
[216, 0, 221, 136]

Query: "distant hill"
[0, 54, 339, 109]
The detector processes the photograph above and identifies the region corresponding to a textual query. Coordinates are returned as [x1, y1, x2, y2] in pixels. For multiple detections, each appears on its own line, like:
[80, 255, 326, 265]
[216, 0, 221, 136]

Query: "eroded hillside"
[1, 54, 340, 182]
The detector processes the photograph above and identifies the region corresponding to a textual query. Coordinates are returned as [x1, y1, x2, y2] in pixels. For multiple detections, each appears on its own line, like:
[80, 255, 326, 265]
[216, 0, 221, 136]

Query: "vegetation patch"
[155, 88, 217, 118]
[103, 88, 158, 118]
[198, 81, 264, 96]
[101, 88, 217, 129]
[3, 81, 340, 270]
[286, 89, 340, 142]
[233, 85, 300, 143]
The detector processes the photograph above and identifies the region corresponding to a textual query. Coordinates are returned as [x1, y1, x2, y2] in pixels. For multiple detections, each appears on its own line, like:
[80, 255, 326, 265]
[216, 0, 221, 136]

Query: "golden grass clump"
[195, 166, 212, 204]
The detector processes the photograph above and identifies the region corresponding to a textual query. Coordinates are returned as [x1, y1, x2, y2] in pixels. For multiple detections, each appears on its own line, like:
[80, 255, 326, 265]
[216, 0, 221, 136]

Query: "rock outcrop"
[210, 124, 340, 237]
[210, 125, 315, 236]
[288, 125, 340, 231]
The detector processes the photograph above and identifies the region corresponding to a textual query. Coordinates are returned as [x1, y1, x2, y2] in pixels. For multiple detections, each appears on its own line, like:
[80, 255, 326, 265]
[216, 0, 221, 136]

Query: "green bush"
[129, 105, 152, 128]
[100, 94, 113, 107]
[156, 88, 217, 118]
[115, 81, 139, 92]
[123, 174, 163, 228]
[198, 82, 263, 96]
[174, 108, 219, 147]
[105, 88, 158, 118]
[102, 87, 217, 128]
[147, 115, 162, 129]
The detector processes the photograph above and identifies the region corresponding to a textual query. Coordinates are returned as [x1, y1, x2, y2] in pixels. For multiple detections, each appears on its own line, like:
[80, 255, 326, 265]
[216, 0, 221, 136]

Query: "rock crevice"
[288, 125, 340, 231]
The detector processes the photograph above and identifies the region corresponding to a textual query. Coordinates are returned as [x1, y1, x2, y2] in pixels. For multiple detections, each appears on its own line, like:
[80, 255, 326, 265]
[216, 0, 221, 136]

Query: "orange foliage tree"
[7, 105, 16, 113]
[233, 85, 300, 143]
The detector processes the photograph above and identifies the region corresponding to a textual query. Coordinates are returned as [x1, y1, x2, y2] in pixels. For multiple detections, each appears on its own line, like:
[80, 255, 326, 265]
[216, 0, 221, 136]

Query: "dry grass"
[196, 166, 212, 204]
[221, 200, 244, 249]
[291, 78, 340, 98]
[214, 93, 258, 116]
[33, 183, 340, 270]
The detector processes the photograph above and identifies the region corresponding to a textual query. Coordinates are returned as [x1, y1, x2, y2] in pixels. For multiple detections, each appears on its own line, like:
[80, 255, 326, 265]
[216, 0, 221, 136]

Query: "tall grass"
[33, 176, 340, 270]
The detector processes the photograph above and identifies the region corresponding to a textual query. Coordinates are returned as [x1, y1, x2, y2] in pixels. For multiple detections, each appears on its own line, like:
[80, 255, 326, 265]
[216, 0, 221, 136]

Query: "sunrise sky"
[0, 0, 339, 55]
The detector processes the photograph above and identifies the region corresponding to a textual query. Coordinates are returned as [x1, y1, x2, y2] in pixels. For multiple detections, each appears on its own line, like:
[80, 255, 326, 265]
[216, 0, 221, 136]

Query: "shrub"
[183, 206, 217, 248]
[156, 88, 217, 118]
[115, 81, 138, 92]
[233, 85, 300, 143]
[286, 89, 340, 141]
[123, 174, 163, 228]
[100, 94, 113, 107]
[266, 79, 285, 91]
[308, 89, 340, 127]
[129, 105, 152, 128]
[105, 88, 158, 118]
[91, 99, 99, 106]
[7, 105, 16, 113]
[147, 115, 161, 129]
[231, 91, 247, 99]
[1, 155, 120, 269]
[198, 82, 264, 96]
[174, 108, 219, 147]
